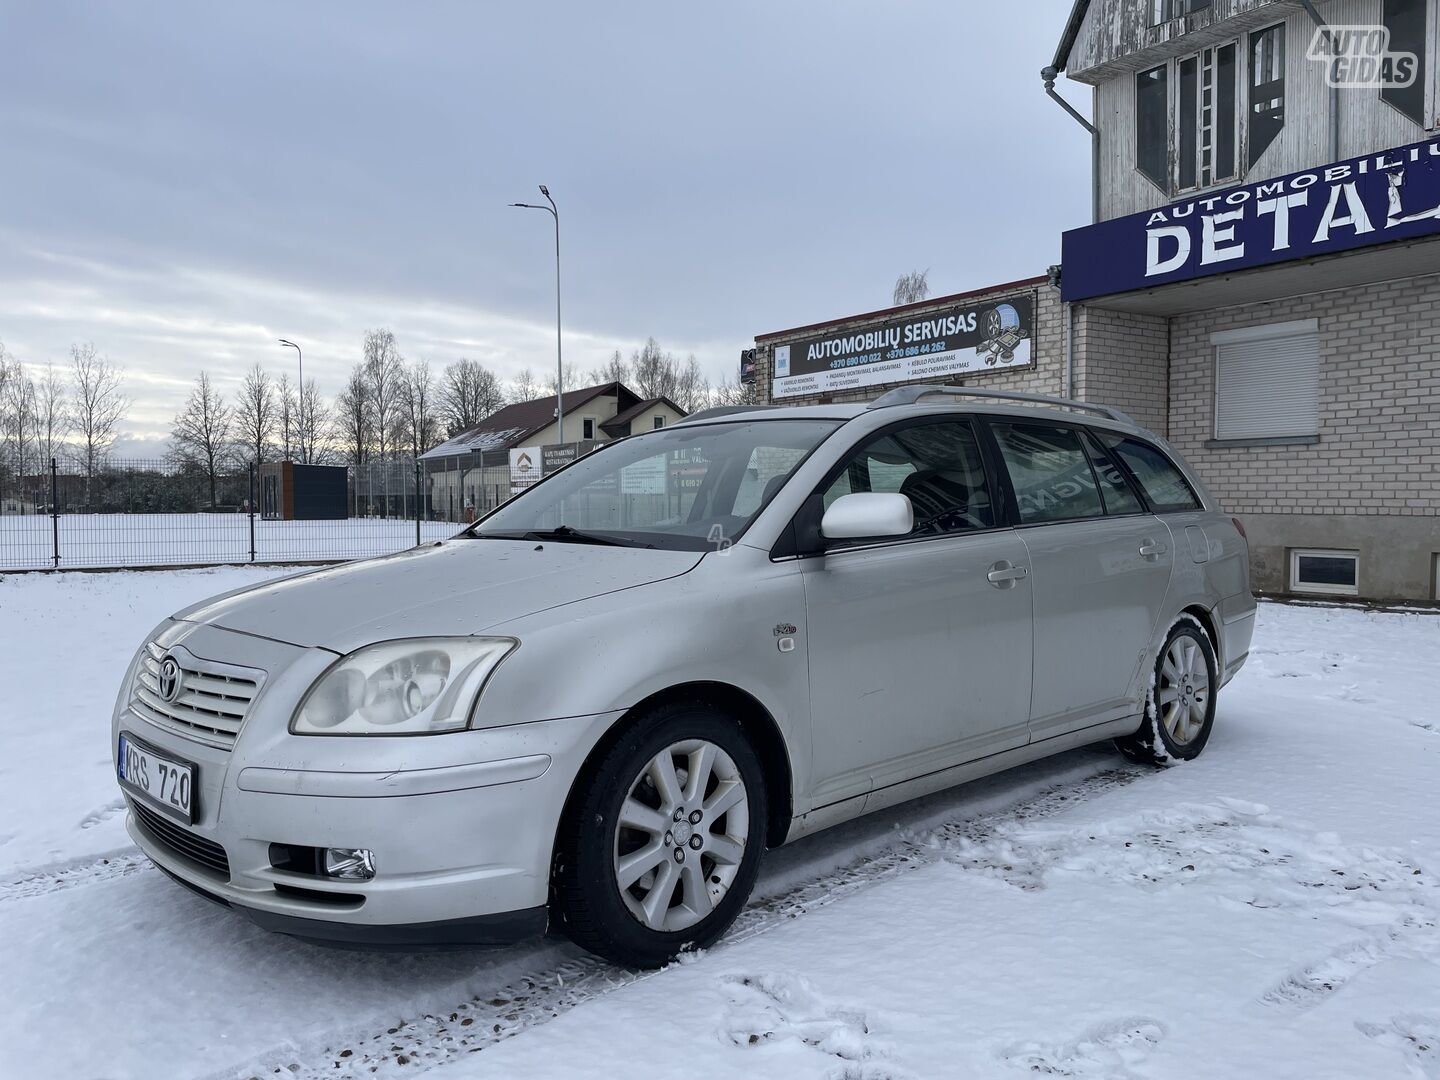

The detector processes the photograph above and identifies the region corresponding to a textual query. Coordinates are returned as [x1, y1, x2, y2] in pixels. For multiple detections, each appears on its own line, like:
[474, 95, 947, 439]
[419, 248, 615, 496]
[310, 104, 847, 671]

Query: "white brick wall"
[1167, 273, 1440, 516]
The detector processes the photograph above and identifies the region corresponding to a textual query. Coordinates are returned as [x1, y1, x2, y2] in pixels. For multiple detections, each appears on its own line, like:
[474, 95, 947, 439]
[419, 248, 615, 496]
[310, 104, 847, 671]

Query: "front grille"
[130, 641, 261, 750]
[129, 798, 231, 879]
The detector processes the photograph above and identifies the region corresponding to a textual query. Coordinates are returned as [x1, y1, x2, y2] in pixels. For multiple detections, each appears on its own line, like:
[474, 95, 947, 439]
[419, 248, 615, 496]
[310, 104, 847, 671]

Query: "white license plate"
[117, 733, 197, 823]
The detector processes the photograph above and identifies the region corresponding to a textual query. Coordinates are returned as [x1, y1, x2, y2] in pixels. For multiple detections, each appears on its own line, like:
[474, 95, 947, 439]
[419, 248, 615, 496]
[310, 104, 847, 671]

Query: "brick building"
[751, 0, 1439, 601]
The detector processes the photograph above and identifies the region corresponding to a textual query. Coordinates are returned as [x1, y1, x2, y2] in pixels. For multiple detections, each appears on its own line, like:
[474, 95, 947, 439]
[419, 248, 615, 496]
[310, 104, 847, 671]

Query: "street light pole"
[509, 186, 564, 442]
[278, 338, 304, 463]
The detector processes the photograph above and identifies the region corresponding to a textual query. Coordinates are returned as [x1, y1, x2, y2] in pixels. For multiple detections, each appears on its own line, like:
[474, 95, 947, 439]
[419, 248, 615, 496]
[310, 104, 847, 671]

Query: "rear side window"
[1082, 432, 1144, 515]
[1094, 431, 1202, 512]
[990, 421, 1105, 524]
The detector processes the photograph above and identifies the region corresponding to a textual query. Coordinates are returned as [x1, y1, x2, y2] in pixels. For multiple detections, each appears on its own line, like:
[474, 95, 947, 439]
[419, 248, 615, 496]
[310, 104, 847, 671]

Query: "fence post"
[49, 457, 59, 568]
[414, 458, 422, 547]
[248, 462, 257, 563]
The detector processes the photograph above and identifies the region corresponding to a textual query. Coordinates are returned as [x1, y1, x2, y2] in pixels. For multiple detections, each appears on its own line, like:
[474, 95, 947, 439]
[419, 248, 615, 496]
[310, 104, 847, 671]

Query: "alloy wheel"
[612, 739, 750, 932]
[1157, 635, 1210, 746]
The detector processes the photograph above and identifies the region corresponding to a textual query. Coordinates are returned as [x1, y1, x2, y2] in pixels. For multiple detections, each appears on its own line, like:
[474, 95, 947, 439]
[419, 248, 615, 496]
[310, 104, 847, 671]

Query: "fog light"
[323, 847, 376, 880]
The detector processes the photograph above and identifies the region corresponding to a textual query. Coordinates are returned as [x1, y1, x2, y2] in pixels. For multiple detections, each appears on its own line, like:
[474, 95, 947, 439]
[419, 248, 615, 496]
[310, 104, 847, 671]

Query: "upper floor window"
[1381, 0, 1428, 126]
[1136, 65, 1170, 190]
[653, 416, 665, 430]
[1150, 0, 1212, 25]
[1248, 25, 1286, 168]
[1178, 42, 1238, 189]
[1137, 30, 1274, 196]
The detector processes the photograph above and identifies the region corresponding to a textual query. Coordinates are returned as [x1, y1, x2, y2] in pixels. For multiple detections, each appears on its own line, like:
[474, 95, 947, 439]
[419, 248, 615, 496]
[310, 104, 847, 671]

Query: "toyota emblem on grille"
[157, 657, 182, 703]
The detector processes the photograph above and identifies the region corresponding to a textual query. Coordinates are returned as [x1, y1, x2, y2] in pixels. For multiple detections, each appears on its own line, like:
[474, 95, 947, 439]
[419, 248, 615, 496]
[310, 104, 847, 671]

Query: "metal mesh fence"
[0, 457, 459, 572]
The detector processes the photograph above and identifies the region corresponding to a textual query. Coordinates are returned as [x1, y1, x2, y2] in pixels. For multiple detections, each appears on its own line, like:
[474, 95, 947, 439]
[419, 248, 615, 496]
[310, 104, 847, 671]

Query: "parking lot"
[2, 568, 1437, 1079]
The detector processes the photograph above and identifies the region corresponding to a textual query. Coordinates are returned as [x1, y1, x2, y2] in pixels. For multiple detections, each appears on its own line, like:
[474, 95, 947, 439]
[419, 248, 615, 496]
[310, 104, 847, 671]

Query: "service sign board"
[508, 446, 542, 492]
[770, 293, 1034, 399]
[1061, 137, 1440, 303]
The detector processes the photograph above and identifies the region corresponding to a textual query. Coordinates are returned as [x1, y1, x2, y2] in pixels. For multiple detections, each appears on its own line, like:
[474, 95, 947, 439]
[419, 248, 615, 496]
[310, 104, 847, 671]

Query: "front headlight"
[292, 637, 516, 736]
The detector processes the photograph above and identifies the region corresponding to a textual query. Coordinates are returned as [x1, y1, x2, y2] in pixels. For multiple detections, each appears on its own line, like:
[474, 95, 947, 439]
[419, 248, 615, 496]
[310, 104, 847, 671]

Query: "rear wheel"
[1116, 620, 1217, 764]
[553, 701, 767, 968]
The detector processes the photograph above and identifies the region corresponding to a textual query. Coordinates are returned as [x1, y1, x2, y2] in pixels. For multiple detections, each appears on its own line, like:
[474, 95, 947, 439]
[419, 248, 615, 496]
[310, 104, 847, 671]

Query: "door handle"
[1139, 539, 1168, 558]
[987, 561, 1029, 587]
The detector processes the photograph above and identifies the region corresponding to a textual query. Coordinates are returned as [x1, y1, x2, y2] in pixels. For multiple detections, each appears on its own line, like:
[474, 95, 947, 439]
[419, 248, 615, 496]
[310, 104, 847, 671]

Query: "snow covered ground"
[0, 569, 1436, 1079]
[0, 513, 457, 570]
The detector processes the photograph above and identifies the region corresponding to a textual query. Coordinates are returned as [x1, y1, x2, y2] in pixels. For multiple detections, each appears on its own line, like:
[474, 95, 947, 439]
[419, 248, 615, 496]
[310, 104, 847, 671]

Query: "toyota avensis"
[112, 386, 1254, 968]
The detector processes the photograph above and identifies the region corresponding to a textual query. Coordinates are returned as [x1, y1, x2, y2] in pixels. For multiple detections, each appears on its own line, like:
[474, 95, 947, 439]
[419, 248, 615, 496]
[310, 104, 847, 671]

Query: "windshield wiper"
[520, 526, 653, 548]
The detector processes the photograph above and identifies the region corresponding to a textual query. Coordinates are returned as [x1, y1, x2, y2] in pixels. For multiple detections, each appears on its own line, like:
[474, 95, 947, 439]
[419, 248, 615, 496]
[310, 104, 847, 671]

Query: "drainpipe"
[1299, 0, 1342, 161]
[1041, 66, 1099, 223]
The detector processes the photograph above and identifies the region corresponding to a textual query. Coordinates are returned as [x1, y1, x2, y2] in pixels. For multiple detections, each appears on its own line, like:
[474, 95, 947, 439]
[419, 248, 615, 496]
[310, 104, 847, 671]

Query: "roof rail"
[866, 385, 1138, 426]
[676, 404, 780, 424]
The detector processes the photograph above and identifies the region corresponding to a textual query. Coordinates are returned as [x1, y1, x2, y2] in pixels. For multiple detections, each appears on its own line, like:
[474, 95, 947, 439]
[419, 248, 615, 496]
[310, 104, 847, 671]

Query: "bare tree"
[543, 362, 579, 397]
[438, 358, 505, 435]
[170, 371, 234, 509]
[34, 362, 68, 471]
[68, 343, 128, 493]
[892, 269, 930, 306]
[509, 367, 541, 403]
[363, 329, 404, 463]
[234, 363, 277, 467]
[297, 377, 329, 465]
[630, 338, 710, 412]
[275, 373, 298, 461]
[587, 349, 630, 387]
[710, 372, 762, 408]
[333, 364, 373, 466]
[398, 358, 441, 456]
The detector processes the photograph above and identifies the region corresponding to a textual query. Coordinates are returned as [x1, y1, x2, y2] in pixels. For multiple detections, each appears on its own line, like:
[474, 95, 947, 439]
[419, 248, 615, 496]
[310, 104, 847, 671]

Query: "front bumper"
[114, 621, 619, 944]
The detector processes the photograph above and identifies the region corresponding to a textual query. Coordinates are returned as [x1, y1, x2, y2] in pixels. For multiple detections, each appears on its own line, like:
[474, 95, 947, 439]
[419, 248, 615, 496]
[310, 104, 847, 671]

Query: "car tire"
[552, 700, 768, 968]
[1115, 619, 1218, 765]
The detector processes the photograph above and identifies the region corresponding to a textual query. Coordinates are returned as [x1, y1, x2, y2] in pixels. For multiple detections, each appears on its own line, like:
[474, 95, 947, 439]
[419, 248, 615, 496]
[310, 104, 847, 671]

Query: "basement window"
[1380, 0, 1428, 125]
[1291, 549, 1359, 596]
[1249, 25, 1286, 168]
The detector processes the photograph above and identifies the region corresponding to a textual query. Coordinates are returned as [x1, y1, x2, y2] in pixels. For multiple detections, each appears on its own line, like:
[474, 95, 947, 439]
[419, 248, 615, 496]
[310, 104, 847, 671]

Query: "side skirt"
[783, 715, 1143, 844]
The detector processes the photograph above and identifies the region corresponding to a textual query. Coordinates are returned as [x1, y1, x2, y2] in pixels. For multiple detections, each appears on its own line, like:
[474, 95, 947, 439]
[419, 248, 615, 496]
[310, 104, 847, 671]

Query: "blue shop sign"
[1061, 138, 1440, 303]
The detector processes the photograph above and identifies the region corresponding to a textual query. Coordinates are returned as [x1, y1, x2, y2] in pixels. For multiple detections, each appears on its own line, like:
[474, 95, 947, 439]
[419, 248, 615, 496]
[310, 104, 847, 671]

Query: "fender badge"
[773, 623, 798, 637]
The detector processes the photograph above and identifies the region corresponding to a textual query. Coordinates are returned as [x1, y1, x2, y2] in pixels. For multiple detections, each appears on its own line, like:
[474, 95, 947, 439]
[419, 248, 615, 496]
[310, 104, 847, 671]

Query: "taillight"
[1231, 516, 1247, 541]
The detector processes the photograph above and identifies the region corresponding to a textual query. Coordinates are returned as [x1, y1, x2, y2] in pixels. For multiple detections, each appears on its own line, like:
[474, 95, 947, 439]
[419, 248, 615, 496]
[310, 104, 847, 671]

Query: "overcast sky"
[0, 0, 1089, 451]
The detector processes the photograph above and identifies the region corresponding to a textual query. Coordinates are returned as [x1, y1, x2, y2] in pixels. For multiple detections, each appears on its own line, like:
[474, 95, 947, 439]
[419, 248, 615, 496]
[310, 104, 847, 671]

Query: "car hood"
[174, 539, 705, 653]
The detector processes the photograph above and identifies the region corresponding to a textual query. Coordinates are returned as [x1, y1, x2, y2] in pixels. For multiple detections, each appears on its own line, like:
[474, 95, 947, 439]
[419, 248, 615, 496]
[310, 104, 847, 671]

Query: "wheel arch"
[1179, 603, 1221, 670]
[550, 680, 795, 875]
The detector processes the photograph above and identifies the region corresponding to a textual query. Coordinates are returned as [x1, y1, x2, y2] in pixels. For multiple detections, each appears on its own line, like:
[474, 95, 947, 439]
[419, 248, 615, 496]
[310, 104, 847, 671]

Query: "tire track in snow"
[219, 765, 1144, 1080]
[0, 849, 151, 904]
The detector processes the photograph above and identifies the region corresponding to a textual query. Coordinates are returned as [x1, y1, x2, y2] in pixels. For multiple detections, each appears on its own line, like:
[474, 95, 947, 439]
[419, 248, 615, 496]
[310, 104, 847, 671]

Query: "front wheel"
[1116, 619, 1217, 764]
[552, 702, 767, 968]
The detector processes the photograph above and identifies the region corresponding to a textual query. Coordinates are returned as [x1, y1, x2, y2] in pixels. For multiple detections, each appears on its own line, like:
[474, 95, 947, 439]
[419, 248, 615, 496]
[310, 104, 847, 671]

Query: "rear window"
[990, 421, 1104, 524]
[1092, 431, 1202, 512]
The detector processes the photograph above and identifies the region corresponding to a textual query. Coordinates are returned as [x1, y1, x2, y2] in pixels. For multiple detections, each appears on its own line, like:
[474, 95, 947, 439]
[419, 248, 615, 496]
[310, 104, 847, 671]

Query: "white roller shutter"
[1212, 320, 1320, 440]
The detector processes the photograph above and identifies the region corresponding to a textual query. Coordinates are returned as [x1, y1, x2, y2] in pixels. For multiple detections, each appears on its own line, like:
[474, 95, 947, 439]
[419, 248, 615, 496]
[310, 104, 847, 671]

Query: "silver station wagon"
[112, 387, 1255, 967]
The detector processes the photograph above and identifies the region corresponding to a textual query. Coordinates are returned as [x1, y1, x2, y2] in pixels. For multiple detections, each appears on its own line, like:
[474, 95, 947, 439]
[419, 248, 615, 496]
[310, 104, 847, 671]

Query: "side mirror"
[820, 492, 913, 541]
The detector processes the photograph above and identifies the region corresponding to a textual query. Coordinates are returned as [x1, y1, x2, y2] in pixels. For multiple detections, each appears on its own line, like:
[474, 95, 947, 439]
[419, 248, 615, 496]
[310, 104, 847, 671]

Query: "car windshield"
[467, 419, 840, 551]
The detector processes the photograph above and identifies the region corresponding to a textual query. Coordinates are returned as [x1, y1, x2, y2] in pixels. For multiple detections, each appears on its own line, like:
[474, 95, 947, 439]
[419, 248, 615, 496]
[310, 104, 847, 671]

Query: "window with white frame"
[653, 415, 665, 429]
[1290, 549, 1359, 595]
[1176, 41, 1238, 189]
[1135, 23, 1284, 194]
[1150, 0, 1212, 25]
[1212, 319, 1320, 441]
[582, 416, 596, 441]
